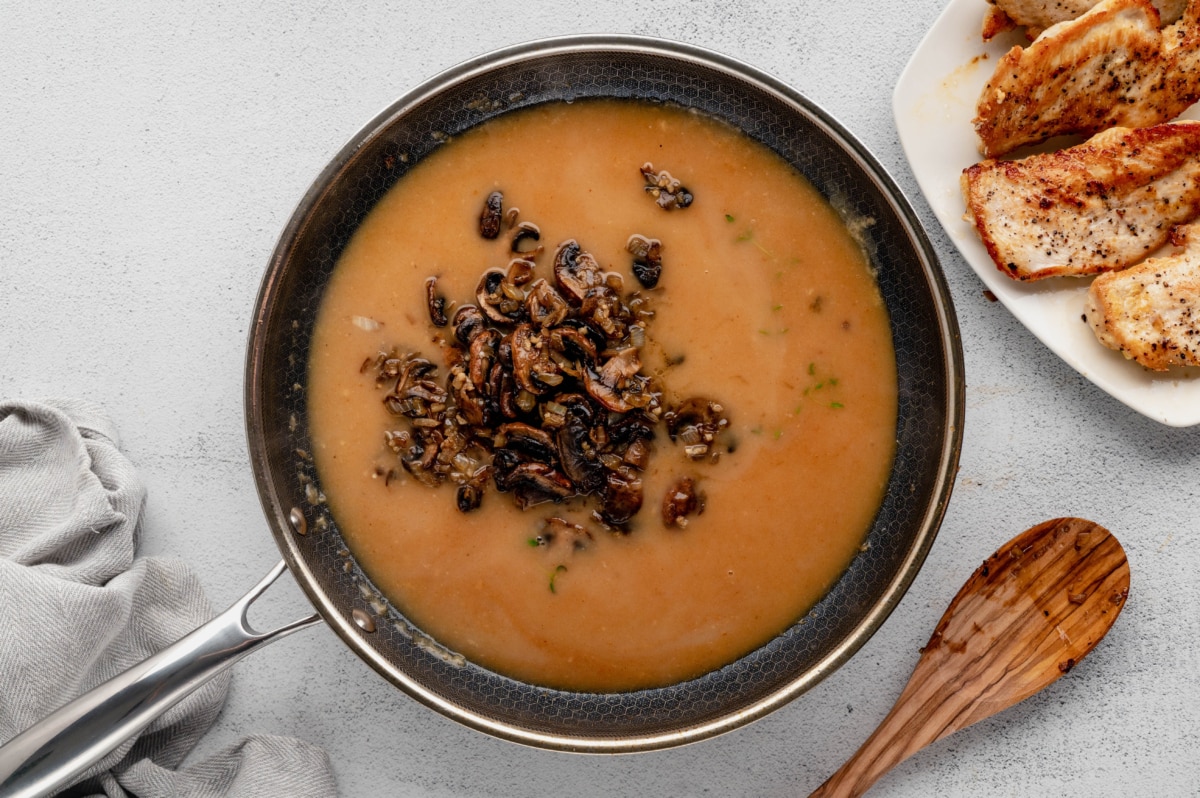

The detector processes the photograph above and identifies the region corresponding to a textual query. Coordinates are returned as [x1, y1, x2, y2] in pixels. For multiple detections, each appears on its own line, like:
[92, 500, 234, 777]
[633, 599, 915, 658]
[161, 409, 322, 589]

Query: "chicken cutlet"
[974, 0, 1200, 158]
[1086, 223, 1200, 369]
[982, 0, 1186, 39]
[962, 122, 1200, 281]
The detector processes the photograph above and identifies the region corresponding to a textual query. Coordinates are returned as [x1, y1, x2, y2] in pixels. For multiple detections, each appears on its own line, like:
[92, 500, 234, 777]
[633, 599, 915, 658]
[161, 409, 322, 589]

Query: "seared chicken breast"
[983, 0, 1187, 38]
[1086, 223, 1200, 369]
[974, 0, 1200, 157]
[962, 122, 1200, 280]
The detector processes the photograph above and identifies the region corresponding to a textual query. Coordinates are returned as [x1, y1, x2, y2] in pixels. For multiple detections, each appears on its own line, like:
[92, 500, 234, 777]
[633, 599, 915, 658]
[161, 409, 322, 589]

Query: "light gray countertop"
[3, 2, 1198, 796]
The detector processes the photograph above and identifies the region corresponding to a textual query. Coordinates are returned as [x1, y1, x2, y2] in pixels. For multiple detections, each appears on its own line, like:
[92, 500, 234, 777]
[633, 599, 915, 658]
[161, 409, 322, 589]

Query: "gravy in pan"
[306, 100, 897, 692]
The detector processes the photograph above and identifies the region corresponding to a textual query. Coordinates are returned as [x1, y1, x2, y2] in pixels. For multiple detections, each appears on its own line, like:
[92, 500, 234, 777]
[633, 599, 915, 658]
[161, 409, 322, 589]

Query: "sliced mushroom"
[506, 257, 535, 287]
[582, 370, 633, 413]
[467, 329, 500, 390]
[556, 416, 605, 494]
[456, 483, 483, 512]
[537, 517, 594, 551]
[553, 240, 607, 305]
[476, 269, 524, 325]
[480, 191, 503, 239]
[606, 411, 656, 446]
[498, 422, 559, 465]
[511, 323, 561, 396]
[511, 221, 541, 254]
[640, 163, 693, 210]
[491, 448, 523, 492]
[663, 397, 729, 459]
[506, 462, 574, 509]
[425, 276, 448, 326]
[451, 372, 487, 427]
[600, 471, 643, 527]
[662, 476, 704, 528]
[598, 348, 641, 387]
[526, 279, 569, 329]
[622, 438, 652, 470]
[580, 286, 630, 340]
[581, 348, 643, 413]
[452, 305, 486, 346]
[626, 234, 663, 289]
[547, 326, 597, 367]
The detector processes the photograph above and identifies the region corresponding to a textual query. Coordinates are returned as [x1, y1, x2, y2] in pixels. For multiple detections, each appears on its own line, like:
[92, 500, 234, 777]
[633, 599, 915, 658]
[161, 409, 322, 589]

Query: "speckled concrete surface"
[3, 1, 1199, 796]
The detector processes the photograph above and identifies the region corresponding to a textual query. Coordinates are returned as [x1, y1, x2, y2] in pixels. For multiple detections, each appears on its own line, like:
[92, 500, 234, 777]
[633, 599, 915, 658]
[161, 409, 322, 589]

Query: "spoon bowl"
[811, 517, 1130, 797]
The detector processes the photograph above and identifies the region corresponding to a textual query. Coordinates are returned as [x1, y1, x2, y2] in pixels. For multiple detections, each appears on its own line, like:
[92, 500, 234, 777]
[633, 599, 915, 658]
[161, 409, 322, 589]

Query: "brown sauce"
[306, 100, 898, 692]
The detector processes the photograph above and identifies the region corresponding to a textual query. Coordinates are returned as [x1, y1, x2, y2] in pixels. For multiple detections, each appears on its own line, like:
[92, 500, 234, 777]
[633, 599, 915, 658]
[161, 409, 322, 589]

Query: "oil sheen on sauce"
[306, 100, 898, 693]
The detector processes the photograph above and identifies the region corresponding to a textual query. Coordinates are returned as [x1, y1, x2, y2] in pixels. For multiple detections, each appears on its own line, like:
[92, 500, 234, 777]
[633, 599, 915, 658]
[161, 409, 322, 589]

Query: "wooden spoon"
[810, 517, 1130, 798]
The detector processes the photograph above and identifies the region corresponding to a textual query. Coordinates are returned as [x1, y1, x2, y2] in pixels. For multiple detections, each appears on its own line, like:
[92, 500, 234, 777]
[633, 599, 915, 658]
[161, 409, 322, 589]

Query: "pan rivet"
[288, 507, 308, 537]
[352, 608, 376, 633]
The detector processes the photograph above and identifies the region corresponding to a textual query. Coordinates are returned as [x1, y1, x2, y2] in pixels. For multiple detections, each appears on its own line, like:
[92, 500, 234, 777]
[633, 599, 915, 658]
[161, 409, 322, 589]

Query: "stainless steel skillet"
[0, 35, 963, 797]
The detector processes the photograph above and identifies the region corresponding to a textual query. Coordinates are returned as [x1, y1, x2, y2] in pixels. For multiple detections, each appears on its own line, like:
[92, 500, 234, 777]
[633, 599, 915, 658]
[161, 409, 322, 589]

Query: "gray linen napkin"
[0, 399, 337, 797]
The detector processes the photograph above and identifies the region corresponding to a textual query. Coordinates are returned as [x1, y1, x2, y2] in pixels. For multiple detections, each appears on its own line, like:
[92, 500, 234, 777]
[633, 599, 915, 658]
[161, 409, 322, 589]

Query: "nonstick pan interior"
[245, 35, 964, 752]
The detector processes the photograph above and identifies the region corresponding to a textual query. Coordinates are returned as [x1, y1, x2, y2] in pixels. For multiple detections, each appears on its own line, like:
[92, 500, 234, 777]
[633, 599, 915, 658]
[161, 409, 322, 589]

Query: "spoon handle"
[807, 667, 968, 797]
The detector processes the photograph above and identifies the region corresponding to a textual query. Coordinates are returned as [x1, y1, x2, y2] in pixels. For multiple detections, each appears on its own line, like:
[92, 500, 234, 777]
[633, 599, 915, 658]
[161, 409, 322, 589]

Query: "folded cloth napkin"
[0, 399, 337, 797]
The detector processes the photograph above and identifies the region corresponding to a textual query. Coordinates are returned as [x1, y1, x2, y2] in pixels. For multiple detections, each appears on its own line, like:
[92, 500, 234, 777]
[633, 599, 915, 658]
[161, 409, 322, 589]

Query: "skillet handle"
[0, 560, 322, 798]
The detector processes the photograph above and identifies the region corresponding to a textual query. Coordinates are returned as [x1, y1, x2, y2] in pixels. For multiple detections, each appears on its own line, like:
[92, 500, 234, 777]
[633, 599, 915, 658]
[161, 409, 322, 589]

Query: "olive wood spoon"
[810, 517, 1130, 798]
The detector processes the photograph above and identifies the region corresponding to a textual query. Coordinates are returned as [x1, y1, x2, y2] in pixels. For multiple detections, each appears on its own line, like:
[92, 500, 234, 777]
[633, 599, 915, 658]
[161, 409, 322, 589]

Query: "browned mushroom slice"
[547, 326, 598, 368]
[476, 269, 525, 325]
[451, 372, 487, 427]
[498, 422, 559, 465]
[526, 279, 569, 329]
[662, 476, 704, 528]
[606, 411, 655, 445]
[535, 517, 594, 551]
[553, 240, 607, 305]
[507, 462, 574, 509]
[622, 438, 652, 470]
[480, 191, 503, 239]
[467, 329, 500, 390]
[511, 323, 562, 396]
[400, 431, 444, 488]
[640, 163, 693, 210]
[626, 234, 663, 289]
[600, 471, 643, 527]
[582, 370, 633, 413]
[664, 397, 729, 459]
[425, 276, 448, 327]
[506, 257, 536, 287]
[456, 484, 483, 512]
[598, 347, 641, 385]
[580, 287, 631, 340]
[556, 415, 605, 494]
[511, 221, 542, 255]
[452, 305, 486, 346]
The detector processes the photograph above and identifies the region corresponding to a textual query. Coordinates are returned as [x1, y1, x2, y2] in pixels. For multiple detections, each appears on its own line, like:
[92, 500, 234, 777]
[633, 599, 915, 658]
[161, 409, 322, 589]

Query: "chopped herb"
[527, 537, 541, 547]
[549, 564, 568, 594]
[807, 362, 816, 376]
[725, 213, 735, 222]
[829, 377, 839, 386]
[736, 230, 754, 242]
[773, 429, 783, 440]
[830, 402, 844, 409]
[750, 425, 763, 435]
[771, 304, 783, 311]
[758, 329, 770, 335]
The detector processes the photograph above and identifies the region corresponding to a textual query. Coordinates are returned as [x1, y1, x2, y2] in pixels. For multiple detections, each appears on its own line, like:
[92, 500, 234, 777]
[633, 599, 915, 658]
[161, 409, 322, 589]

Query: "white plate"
[893, 0, 1200, 427]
